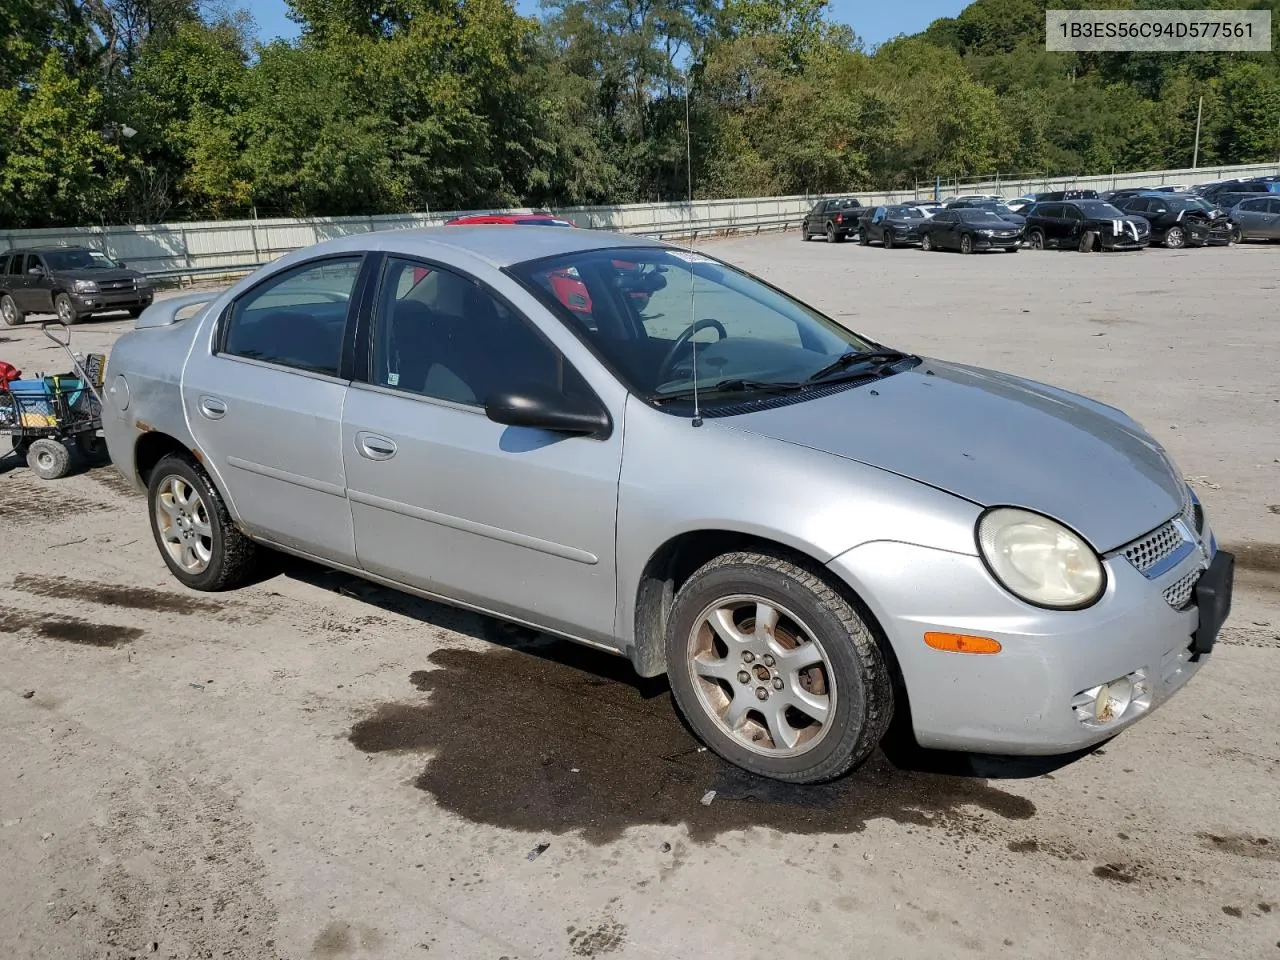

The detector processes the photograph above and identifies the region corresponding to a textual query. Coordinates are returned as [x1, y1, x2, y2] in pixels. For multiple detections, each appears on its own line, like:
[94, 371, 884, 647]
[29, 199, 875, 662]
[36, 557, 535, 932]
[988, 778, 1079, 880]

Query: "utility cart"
[0, 321, 107, 479]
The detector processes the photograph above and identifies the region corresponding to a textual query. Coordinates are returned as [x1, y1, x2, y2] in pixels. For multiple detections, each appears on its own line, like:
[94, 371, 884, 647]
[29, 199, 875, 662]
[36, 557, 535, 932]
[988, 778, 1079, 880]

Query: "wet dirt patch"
[568, 920, 627, 957]
[1093, 863, 1139, 884]
[0, 476, 104, 523]
[1199, 832, 1279, 862]
[0, 602, 141, 647]
[348, 638, 1036, 844]
[87, 466, 143, 499]
[12, 573, 222, 616]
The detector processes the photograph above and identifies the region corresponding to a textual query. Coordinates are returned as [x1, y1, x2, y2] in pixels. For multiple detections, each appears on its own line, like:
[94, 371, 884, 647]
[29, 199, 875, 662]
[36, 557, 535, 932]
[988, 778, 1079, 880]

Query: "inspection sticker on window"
[387, 373, 400, 386]
[1047, 9, 1271, 52]
[668, 250, 716, 264]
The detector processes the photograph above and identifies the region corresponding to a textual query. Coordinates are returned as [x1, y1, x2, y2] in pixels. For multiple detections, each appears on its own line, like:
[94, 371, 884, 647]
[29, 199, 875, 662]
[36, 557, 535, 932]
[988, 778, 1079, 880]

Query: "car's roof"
[304, 225, 670, 269]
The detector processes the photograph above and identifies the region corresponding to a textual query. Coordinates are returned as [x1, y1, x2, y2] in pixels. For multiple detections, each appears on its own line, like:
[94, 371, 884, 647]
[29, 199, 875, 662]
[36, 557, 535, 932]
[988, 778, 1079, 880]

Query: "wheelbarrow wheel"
[28, 438, 72, 480]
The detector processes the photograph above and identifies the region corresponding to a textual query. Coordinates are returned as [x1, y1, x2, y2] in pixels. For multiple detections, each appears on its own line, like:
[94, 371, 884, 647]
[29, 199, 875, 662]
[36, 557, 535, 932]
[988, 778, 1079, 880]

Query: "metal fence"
[3, 159, 1277, 285]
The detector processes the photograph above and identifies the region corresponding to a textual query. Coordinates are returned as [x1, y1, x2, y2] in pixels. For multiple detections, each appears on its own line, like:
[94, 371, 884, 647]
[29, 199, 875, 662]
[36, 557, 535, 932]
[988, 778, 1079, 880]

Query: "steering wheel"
[656, 318, 728, 384]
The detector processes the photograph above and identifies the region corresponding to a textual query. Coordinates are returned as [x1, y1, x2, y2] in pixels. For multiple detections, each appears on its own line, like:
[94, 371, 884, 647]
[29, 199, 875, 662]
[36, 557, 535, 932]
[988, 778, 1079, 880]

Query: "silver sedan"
[102, 227, 1234, 783]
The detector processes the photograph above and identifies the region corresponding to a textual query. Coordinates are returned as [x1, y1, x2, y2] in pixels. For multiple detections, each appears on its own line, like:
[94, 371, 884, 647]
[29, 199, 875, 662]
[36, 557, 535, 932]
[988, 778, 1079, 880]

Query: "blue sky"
[250, 0, 970, 47]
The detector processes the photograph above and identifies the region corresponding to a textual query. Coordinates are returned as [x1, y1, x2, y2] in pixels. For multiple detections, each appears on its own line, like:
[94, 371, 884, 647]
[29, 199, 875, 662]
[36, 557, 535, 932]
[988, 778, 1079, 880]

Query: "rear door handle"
[356, 432, 397, 461]
[198, 396, 227, 419]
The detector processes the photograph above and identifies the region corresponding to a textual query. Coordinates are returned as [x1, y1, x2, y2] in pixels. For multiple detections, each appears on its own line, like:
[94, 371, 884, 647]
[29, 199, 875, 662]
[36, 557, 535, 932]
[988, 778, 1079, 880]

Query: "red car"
[444, 212, 577, 228]
[441, 213, 664, 317]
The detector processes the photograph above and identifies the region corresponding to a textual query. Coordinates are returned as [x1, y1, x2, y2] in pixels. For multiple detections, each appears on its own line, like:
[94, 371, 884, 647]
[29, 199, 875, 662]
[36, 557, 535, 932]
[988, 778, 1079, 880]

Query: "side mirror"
[116, 260, 127, 268]
[485, 383, 610, 439]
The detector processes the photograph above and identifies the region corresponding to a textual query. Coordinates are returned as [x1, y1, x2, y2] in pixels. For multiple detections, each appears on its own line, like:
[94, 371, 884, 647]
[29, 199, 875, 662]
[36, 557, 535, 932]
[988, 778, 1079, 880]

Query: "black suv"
[0, 246, 153, 326]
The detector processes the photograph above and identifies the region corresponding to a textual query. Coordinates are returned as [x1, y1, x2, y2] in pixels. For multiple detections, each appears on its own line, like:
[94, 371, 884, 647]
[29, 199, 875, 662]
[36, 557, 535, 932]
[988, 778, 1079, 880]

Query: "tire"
[920, 233, 934, 252]
[147, 453, 263, 591]
[1164, 226, 1185, 249]
[1, 294, 23, 326]
[1230, 226, 1242, 244]
[1028, 229, 1045, 250]
[883, 230, 895, 249]
[1077, 231, 1096, 253]
[127, 306, 146, 318]
[76, 434, 110, 466]
[801, 226, 811, 242]
[27, 439, 72, 480]
[1006, 246, 1020, 253]
[960, 233, 974, 255]
[665, 550, 893, 784]
[54, 293, 81, 325]
[858, 229, 870, 246]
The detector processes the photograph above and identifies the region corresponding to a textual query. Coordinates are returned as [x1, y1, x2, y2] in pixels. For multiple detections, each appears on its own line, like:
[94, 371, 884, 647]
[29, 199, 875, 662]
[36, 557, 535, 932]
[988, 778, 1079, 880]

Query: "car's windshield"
[1167, 197, 1212, 212]
[957, 209, 999, 222]
[42, 249, 120, 270]
[886, 206, 924, 219]
[508, 247, 882, 403]
[1075, 201, 1125, 218]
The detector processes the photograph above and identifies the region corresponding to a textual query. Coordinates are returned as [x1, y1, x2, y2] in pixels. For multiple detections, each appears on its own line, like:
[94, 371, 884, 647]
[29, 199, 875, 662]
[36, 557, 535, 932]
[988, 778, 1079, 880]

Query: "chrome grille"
[1121, 520, 1186, 574]
[1163, 568, 1201, 610]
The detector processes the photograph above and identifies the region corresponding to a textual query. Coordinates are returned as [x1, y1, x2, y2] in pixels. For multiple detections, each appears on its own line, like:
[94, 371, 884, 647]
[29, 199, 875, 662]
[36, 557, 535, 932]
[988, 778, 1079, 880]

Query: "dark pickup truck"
[1, 246, 153, 326]
[800, 197, 863, 242]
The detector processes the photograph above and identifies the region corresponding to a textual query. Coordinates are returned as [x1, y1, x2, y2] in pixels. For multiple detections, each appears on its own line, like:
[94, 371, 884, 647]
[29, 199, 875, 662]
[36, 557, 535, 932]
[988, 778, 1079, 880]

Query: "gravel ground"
[1, 236, 1277, 960]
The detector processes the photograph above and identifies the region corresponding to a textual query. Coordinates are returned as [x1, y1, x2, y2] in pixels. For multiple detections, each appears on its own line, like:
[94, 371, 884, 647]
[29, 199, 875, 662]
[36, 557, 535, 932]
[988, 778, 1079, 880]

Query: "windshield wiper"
[805, 349, 918, 384]
[653, 378, 804, 404]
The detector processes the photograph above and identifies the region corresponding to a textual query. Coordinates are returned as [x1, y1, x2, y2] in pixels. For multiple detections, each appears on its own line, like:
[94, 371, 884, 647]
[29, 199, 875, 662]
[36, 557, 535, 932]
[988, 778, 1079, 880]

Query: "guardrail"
[3, 158, 1276, 285]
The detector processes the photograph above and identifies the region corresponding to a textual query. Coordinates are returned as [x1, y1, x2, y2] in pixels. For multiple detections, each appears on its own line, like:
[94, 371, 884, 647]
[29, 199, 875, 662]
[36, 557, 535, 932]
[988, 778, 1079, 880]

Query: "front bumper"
[1100, 237, 1148, 251]
[72, 290, 154, 314]
[973, 233, 1023, 249]
[827, 534, 1217, 754]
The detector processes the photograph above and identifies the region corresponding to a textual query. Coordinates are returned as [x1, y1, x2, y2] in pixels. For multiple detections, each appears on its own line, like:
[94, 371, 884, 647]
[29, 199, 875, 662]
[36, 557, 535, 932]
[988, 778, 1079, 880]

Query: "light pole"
[1192, 95, 1203, 169]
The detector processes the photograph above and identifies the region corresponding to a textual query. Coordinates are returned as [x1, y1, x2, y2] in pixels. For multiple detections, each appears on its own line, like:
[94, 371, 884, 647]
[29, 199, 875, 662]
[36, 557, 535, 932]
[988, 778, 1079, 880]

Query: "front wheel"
[54, 293, 81, 325]
[920, 233, 934, 252]
[960, 233, 974, 255]
[801, 226, 811, 242]
[147, 454, 263, 591]
[665, 551, 893, 783]
[858, 230, 870, 246]
[1006, 246, 1020, 253]
[1028, 229, 1045, 250]
[1164, 226, 1185, 249]
[883, 230, 895, 249]
[1230, 225, 1242, 244]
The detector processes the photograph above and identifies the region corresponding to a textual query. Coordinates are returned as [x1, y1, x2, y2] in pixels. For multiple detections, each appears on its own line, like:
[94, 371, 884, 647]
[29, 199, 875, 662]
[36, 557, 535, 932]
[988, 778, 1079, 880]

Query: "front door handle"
[356, 432, 397, 461]
[198, 396, 227, 419]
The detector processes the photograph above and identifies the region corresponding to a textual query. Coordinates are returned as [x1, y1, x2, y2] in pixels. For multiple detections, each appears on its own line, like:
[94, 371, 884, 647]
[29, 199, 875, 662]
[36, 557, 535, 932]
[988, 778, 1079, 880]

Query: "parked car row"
[802, 178, 1280, 252]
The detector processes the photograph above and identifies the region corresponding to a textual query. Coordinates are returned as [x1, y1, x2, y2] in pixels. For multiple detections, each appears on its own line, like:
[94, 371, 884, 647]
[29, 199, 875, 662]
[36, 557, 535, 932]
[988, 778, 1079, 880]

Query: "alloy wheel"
[56, 297, 73, 323]
[686, 594, 835, 758]
[154, 474, 213, 574]
[1165, 227, 1185, 248]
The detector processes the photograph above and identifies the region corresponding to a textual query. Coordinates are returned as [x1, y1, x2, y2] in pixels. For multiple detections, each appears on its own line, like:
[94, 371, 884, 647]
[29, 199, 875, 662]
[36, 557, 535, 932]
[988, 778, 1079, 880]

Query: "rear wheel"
[1, 294, 23, 326]
[960, 233, 974, 255]
[801, 226, 811, 241]
[1164, 225, 1185, 249]
[54, 293, 81, 325]
[921, 233, 934, 252]
[883, 230, 895, 249]
[666, 551, 893, 784]
[1028, 229, 1045, 250]
[858, 229, 870, 246]
[27, 439, 72, 480]
[147, 454, 263, 591]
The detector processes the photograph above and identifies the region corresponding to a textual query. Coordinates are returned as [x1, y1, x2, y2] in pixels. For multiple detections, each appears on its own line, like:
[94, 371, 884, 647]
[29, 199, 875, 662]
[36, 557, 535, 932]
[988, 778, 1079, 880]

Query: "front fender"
[615, 397, 981, 648]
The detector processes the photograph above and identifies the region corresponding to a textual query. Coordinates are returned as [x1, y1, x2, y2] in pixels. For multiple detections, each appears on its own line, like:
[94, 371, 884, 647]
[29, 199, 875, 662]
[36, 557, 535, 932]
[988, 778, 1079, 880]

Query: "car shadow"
[282, 554, 1100, 787]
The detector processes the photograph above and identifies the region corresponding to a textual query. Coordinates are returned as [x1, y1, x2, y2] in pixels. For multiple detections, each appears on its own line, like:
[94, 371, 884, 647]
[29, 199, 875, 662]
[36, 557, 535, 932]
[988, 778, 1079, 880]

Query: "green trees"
[1, 0, 1278, 228]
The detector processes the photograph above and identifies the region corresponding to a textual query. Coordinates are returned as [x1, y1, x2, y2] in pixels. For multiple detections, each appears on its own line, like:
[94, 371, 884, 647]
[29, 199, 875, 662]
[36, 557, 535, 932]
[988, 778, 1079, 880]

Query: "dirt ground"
[1, 236, 1278, 960]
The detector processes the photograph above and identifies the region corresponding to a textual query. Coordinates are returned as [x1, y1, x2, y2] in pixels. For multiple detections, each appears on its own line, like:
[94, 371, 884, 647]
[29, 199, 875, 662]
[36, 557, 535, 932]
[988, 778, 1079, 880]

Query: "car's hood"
[58, 268, 141, 282]
[724, 360, 1181, 552]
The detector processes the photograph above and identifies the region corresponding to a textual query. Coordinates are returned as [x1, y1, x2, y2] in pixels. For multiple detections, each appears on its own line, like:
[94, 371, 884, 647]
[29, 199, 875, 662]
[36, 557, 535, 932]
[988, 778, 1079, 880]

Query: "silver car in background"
[102, 227, 1234, 783]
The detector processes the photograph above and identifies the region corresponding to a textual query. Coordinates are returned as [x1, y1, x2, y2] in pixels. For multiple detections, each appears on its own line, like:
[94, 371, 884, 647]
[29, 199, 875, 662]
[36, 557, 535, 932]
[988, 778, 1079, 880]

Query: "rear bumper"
[827, 539, 1211, 754]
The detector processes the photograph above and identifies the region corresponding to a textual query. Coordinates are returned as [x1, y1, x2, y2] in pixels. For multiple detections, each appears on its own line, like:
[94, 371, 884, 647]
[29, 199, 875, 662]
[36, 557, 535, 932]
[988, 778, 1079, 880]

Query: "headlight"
[73, 280, 100, 293]
[977, 508, 1105, 609]
[978, 229, 994, 236]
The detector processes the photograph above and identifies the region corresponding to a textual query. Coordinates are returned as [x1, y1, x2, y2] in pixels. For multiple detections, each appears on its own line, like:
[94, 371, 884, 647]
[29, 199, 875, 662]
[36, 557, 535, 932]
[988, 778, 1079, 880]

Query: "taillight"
[836, 213, 843, 223]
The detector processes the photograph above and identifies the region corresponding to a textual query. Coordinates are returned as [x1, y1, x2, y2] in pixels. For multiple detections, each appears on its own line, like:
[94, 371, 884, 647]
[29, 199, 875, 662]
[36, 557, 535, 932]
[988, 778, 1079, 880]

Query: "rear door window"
[221, 256, 363, 377]
[7, 255, 26, 275]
